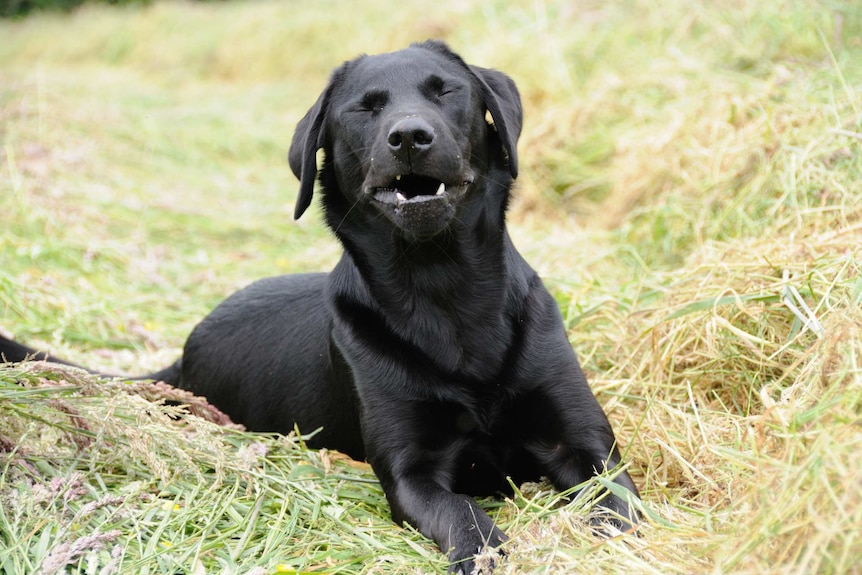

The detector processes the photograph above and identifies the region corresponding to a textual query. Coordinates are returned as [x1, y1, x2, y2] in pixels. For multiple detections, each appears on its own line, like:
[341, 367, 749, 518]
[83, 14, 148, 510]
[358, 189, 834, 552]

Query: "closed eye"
[360, 90, 388, 114]
[423, 75, 457, 100]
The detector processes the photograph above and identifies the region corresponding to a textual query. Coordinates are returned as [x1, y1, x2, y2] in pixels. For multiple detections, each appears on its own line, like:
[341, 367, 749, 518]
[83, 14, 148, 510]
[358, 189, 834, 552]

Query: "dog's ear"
[288, 67, 346, 220]
[288, 89, 329, 220]
[469, 66, 523, 179]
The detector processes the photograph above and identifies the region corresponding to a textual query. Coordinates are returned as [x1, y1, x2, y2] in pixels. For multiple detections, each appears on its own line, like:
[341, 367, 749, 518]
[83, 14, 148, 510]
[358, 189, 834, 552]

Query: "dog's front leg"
[360, 399, 506, 573]
[527, 377, 641, 531]
[518, 286, 641, 531]
[382, 471, 507, 574]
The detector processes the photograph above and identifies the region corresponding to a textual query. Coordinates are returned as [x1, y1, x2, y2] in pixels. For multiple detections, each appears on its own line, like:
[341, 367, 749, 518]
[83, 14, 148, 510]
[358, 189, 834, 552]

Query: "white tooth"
[396, 192, 407, 203]
[436, 182, 445, 195]
[396, 175, 402, 181]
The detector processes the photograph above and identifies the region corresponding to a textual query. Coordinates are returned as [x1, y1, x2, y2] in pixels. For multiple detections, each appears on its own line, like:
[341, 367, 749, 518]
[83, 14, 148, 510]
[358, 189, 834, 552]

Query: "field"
[1, 0, 861, 573]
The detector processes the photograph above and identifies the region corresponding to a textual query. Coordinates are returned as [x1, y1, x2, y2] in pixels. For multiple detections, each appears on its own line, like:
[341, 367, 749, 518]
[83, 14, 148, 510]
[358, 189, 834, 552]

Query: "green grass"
[2, 0, 861, 573]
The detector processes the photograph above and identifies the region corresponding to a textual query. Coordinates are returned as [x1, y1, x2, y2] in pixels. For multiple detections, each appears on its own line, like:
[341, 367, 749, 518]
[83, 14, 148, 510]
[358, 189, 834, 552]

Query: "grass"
[1, 0, 861, 573]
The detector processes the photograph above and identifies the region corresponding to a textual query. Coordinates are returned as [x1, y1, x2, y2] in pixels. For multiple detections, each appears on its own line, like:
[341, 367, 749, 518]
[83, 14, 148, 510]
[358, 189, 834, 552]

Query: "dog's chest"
[447, 391, 540, 494]
[443, 382, 530, 453]
[453, 390, 507, 436]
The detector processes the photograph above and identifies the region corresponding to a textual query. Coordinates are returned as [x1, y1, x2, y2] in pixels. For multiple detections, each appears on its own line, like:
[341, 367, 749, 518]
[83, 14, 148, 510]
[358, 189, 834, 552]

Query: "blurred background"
[2, 0, 858, 357]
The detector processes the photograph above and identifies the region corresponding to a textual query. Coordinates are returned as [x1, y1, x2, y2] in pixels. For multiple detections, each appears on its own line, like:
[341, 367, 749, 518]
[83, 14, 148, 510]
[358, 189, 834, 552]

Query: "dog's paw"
[589, 492, 641, 537]
[447, 527, 507, 574]
[447, 549, 498, 574]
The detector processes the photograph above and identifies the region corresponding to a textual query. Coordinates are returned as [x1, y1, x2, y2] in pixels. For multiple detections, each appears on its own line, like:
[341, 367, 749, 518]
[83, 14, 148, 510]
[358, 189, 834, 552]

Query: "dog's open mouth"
[366, 173, 469, 238]
[370, 174, 450, 205]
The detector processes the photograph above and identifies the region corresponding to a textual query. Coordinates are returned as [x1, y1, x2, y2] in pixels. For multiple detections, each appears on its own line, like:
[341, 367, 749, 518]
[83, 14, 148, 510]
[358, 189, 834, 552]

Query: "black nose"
[387, 117, 435, 154]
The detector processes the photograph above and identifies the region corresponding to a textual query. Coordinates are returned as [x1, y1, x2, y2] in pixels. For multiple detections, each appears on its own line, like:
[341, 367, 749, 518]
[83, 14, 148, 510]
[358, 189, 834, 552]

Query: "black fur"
[0, 41, 639, 573]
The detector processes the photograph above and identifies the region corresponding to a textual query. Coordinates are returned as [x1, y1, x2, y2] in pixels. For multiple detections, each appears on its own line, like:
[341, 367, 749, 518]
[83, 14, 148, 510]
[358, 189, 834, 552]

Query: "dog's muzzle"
[366, 173, 472, 239]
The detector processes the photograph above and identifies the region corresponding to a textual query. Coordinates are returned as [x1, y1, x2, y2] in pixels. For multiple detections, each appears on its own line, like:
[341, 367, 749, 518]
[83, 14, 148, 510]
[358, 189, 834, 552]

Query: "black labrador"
[0, 41, 639, 573]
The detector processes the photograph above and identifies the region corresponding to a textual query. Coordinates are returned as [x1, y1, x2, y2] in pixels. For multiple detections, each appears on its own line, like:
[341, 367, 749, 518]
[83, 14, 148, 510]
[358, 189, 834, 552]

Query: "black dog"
[1, 41, 639, 573]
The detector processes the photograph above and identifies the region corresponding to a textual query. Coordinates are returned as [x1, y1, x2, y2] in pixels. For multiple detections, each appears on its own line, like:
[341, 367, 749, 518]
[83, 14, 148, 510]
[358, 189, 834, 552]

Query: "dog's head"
[288, 41, 522, 241]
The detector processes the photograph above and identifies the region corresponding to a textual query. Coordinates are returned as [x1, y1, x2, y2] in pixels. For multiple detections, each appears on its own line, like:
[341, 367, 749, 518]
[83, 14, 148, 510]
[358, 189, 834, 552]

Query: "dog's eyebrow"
[360, 89, 389, 110]
[421, 74, 449, 96]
